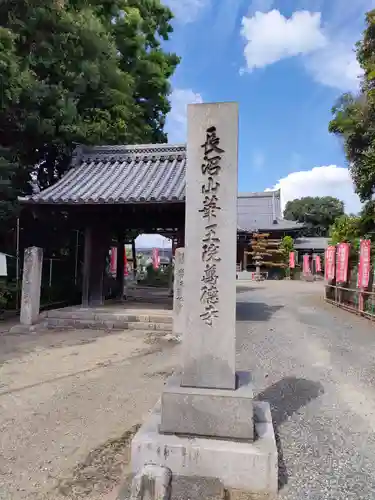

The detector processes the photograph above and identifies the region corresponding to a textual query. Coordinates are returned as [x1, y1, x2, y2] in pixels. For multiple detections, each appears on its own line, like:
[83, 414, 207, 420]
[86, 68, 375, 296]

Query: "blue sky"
[136, 0, 374, 248]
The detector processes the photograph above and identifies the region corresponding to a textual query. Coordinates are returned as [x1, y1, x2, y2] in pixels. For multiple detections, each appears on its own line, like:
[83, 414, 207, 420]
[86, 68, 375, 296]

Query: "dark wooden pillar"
[82, 227, 92, 307]
[82, 225, 110, 307]
[90, 228, 109, 306]
[132, 239, 137, 274]
[116, 235, 125, 299]
[177, 229, 185, 248]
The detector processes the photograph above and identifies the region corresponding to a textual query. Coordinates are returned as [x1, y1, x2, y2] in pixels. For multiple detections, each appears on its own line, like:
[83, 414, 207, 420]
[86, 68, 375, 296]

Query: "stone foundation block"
[160, 371, 254, 440]
[131, 401, 278, 495]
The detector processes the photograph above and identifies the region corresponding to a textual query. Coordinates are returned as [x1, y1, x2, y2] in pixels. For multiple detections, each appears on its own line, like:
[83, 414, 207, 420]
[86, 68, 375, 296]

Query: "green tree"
[329, 10, 375, 203]
[0, 0, 179, 251]
[358, 200, 375, 238]
[93, 0, 179, 144]
[247, 233, 286, 280]
[284, 196, 345, 237]
[280, 235, 294, 278]
[0, 27, 33, 249]
[280, 235, 294, 261]
[329, 214, 363, 282]
[329, 214, 361, 247]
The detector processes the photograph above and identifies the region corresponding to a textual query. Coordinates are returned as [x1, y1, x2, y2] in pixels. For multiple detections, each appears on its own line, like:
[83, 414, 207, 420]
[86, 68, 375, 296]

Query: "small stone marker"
[20, 246, 43, 326]
[172, 248, 185, 338]
[129, 464, 172, 500]
[182, 102, 238, 390]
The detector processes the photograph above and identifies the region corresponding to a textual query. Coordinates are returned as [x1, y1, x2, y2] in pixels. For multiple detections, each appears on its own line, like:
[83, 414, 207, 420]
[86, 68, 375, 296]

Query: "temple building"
[19, 143, 303, 305]
[237, 191, 304, 272]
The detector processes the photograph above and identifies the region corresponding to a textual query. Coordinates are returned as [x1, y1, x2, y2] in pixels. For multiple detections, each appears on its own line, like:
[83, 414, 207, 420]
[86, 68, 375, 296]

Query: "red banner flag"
[336, 243, 350, 283]
[110, 246, 129, 277]
[315, 255, 322, 273]
[303, 254, 311, 275]
[289, 251, 295, 269]
[358, 239, 371, 289]
[124, 247, 128, 276]
[152, 248, 159, 270]
[110, 247, 117, 275]
[325, 246, 336, 281]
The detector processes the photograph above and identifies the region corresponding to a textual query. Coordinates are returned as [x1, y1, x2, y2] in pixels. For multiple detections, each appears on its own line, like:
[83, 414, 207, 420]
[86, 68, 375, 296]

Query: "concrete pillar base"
[131, 401, 277, 496]
[160, 371, 254, 440]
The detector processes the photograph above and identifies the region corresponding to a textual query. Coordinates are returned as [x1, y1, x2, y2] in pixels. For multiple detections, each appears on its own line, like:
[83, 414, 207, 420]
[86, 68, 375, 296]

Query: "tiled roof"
[237, 192, 304, 231]
[237, 191, 280, 231]
[272, 218, 305, 231]
[20, 143, 302, 232]
[294, 237, 329, 250]
[21, 144, 186, 204]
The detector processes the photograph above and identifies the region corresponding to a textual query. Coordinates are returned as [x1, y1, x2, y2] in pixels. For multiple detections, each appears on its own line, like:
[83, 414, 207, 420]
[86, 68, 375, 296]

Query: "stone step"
[44, 311, 172, 324]
[125, 296, 172, 304]
[44, 317, 173, 332]
[127, 322, 173, 332]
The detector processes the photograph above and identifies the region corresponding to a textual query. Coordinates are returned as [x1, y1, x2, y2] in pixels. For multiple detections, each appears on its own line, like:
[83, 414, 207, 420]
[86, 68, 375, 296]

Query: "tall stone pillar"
[20, 247, 43, 326]
[182, 103, 238, 390]
[130, 103, 277, 497]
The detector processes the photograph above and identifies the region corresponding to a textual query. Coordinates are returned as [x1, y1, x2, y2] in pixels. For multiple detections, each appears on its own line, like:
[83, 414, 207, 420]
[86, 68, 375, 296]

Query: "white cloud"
[136, 234, 172, 249]
[305, 40, 363, 92]
[267, 165, 362, 214]
[166, 88, 203, 143]
[240, 7, 363, 91]
[241, 10, 327, 71]
[305, 0, 370, 91]
[163, 0, 209, 23]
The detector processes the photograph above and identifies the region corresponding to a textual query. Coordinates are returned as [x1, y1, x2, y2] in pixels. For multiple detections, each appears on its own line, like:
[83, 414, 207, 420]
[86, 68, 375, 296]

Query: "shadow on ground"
[236, 302, 283, 322]
[256, 377, 325, 491]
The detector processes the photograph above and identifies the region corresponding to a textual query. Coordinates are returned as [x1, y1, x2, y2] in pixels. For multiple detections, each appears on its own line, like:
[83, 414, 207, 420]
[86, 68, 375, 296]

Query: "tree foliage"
[283, 196, 345, 237]
[329, 10, 375, 203]
[280, 235, 294, 260]
[248, 233, 286, 268]
[358, 200, 375, 238]
[329, 214, 361, 247]
[0, 0, 179, 251]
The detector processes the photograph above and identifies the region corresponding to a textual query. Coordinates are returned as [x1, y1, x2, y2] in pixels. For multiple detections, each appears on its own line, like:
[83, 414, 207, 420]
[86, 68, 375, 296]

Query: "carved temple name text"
[199, 126, 224, 326]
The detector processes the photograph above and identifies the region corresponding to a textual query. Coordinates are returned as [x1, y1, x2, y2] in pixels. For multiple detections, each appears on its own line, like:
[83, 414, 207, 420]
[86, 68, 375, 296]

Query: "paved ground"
[1, 281, 375, 499]
[236, 280, 375, 500]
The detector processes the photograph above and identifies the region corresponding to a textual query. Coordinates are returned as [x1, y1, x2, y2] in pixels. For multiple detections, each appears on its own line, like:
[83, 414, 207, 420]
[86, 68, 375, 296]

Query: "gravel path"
[2, 281, 375, 499]
[237, 280, 375, 500]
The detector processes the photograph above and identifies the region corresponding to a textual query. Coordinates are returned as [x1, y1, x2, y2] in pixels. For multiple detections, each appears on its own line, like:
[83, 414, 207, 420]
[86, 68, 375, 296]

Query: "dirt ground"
[0, 325, 180, 500]
[2, 280, 375, 500]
